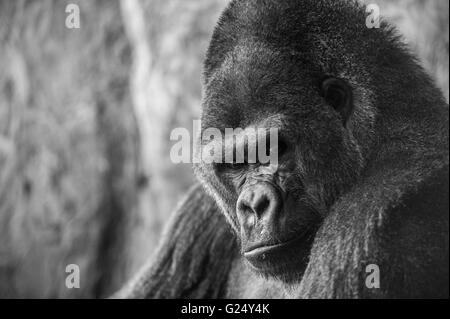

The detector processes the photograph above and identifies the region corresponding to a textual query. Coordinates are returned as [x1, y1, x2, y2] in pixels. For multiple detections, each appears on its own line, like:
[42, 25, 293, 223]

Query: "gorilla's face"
[195, 43, 363, 282]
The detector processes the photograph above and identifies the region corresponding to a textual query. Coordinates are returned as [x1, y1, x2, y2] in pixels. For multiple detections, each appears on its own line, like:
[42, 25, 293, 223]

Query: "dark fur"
[116, 185, 237, 298]
[117, 0, 449, 298]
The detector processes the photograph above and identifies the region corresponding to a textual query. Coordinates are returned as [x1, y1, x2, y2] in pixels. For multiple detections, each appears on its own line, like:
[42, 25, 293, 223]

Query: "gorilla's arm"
[115, 185, 237, 299]
[298, 163, 449, 299]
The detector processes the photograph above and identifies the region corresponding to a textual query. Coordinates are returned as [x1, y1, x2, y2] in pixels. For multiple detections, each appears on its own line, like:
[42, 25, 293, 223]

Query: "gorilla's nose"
[236, 183, 282, 230]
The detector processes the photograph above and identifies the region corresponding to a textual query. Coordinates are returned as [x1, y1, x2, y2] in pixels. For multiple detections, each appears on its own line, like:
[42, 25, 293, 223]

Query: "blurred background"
[0, 0, 448, 298]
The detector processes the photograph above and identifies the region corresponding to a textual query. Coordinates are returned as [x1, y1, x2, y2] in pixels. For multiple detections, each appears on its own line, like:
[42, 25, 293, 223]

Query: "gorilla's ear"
[320, 77, 354, 125]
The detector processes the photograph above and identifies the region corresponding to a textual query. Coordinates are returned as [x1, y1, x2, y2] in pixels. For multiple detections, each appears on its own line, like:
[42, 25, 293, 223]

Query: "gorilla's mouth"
[241, 225, 317, 282]
[244, 230, 314, 268]
[243, 234, 303, 258]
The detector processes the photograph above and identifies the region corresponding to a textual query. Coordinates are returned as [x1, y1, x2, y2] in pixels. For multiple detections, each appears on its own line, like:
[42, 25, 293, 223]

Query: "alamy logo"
[366, 4, 381, 29]
[170, 120, 280, 169]
[365, 264, 380, 289]
[65, 264, 80, 289]
[65, 4, 80, 29]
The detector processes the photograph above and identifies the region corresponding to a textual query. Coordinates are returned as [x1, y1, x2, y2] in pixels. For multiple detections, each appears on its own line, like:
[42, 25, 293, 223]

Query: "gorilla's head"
[194, 0, 394, 282]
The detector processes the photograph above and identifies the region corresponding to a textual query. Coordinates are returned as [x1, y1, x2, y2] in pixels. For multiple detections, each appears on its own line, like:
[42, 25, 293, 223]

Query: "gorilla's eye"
[216, 162, 247, 173]
[320, 77, 353, 125]
[276, 138, 288, 158]
[263, 135, 288, 159]
[227, 162, 247, 170]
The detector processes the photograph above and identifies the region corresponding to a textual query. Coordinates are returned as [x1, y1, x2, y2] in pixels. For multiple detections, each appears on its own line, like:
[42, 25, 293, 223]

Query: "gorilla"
[118, 0, 449, 298]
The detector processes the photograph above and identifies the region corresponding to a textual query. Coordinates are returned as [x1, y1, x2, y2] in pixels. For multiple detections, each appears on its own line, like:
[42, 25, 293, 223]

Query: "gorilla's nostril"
[237, 184, 281, 224]
[237, 199, 251, 214]
[254, 196, 270, 216]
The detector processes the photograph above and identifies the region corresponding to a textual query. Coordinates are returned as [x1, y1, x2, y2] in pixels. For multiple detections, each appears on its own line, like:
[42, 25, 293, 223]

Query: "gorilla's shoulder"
[115, 185, 237, 299]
